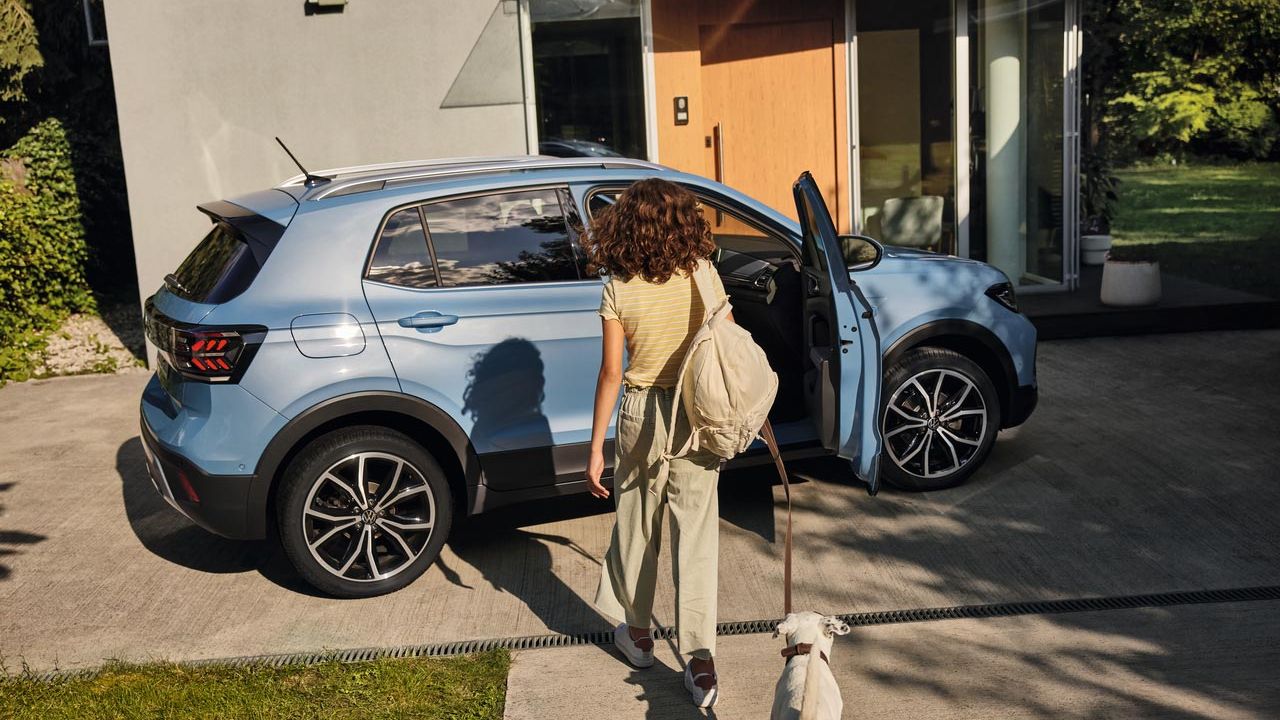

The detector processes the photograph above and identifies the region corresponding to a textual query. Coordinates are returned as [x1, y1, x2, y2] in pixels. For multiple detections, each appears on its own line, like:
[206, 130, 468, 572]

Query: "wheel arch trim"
[246, 391, 482, 538]
[883, 319, 1018, 426]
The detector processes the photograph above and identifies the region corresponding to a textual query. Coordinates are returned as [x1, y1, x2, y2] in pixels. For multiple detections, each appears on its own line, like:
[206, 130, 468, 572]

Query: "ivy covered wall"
[0, 0, 132, 381]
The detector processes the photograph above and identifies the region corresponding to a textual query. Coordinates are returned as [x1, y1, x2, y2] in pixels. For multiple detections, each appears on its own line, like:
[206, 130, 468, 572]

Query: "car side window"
[693, 198, 792, 263]
[422, 188, 581, 287]
[587, 190, 618, 218]
[367, 207, 437, 288]
[586, 186, 791, 264]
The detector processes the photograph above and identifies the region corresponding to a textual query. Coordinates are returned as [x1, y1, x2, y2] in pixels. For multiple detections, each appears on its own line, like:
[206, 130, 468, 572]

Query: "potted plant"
[1100, 244, 1162, 306]
[1080, 142, 1119, 266]
[1081, 215, 1113, 266]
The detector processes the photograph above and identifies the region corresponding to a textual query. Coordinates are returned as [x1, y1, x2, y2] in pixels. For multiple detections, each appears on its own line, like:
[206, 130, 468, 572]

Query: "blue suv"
[140, 157, 1037, 597]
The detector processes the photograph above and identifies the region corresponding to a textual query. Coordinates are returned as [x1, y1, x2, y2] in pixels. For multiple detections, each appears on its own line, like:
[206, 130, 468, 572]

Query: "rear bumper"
[1005, 383, 1038, 428]
[140, 416, 258, 539]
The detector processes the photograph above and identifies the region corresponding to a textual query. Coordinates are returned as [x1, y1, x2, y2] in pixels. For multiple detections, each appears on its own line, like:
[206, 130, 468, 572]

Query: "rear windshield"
[169, 222, 262, 304]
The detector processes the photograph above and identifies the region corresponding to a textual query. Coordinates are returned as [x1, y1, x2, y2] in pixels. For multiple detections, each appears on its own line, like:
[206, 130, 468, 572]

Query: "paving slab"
[505, 601, 1280, 720]
[0, 330, 1278, 673]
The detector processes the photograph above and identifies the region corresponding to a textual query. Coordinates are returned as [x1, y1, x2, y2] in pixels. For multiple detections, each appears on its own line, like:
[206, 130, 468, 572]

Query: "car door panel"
[362, 187, 602, 492]
[793, 172, 884, 493]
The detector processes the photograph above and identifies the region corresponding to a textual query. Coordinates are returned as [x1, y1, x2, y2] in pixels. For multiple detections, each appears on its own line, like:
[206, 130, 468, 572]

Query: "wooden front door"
[698, 19, 840, 224]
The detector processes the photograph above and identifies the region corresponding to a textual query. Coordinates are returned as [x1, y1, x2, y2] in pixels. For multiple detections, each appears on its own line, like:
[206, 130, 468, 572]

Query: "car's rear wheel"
[277, 426, 452, 597]
[880, 347, 1001, 491]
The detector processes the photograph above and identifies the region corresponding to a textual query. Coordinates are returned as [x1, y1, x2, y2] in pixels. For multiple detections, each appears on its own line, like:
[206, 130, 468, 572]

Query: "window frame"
[83, 0, 108, 47]
[363, 183, 594, 292]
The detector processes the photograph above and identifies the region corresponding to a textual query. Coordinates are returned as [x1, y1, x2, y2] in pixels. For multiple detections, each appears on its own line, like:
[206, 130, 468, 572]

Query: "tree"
[0, 0, 41, 106]
[1081, 0, 1280, 226]
[1096, 0, 1280, 160]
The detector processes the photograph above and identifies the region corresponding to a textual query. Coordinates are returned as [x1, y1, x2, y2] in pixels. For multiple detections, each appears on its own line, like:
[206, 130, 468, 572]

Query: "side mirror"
[840, 234, 884, 272]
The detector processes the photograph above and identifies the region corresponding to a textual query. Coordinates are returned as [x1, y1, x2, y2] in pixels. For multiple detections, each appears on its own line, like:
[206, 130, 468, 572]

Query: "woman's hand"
[585, 448, 610, 499]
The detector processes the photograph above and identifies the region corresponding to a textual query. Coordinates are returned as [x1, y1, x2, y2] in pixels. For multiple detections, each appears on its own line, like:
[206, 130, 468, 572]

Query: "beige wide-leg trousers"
[594, 385, 721, 660]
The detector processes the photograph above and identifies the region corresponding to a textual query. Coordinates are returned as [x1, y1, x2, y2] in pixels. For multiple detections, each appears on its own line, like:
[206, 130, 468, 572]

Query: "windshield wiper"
[164, 273, 191, 296]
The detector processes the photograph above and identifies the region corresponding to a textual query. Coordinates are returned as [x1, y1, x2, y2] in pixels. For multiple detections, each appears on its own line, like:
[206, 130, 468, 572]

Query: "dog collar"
[781, 643, 829, 665]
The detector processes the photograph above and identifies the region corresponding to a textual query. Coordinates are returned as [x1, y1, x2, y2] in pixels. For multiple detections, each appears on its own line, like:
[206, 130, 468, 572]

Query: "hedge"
[0, 116, 94, 381]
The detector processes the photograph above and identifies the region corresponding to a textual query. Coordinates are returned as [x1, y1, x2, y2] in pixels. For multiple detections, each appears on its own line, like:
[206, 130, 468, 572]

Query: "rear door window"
[366, 208, 437, 288]
[422, 188, 582, 286]
[168, 223, 261, 303]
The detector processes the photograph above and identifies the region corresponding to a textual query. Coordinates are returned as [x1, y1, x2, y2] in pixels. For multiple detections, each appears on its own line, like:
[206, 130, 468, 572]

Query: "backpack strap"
[645, 261, 718, 502]
[689, 259, 722, 322]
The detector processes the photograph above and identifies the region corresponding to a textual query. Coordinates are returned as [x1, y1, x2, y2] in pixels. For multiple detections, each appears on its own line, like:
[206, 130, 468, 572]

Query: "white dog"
[770, 611, 851, 720]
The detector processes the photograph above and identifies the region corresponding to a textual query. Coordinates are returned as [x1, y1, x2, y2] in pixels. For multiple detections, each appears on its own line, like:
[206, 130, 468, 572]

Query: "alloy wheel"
[302, 451, 436, 582]
[883, 368, 988, 480]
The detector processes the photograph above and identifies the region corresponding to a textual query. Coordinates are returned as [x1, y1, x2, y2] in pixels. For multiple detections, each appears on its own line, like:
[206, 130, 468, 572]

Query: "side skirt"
[470, 438, 828, 514]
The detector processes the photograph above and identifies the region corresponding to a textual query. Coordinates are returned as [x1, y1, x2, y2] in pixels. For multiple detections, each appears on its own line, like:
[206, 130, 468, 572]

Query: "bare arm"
[585, 317, 625, 498]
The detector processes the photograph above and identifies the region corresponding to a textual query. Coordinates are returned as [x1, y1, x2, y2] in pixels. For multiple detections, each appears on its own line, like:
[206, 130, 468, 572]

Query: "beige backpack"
[649, 260, 779, 496]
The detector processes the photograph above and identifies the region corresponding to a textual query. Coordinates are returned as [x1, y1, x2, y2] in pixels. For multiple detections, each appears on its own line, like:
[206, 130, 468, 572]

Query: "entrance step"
[1022, 265, 1280, 340]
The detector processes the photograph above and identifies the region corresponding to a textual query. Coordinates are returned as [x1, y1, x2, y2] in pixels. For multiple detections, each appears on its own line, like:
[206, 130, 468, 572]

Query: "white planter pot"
[1081, 234, 1112, 266]
[1101, 259, 1162, 307]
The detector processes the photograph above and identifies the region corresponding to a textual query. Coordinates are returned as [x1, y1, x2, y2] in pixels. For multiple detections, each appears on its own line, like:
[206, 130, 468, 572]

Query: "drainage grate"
[25, 584, 1280, 682]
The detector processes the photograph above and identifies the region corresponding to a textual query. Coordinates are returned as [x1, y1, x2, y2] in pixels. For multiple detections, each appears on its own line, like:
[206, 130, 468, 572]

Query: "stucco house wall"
[104, 0, 529, 313]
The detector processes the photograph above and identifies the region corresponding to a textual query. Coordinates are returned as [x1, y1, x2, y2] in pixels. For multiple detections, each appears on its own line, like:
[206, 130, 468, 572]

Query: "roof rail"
[278, 155, 536, 188]
[298, 156, 668, 201]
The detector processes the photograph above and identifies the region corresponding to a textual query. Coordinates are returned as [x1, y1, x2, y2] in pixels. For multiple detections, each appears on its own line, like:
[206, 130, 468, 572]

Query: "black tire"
[277, 425, 453, 598]
[880, 347, 1001, 492]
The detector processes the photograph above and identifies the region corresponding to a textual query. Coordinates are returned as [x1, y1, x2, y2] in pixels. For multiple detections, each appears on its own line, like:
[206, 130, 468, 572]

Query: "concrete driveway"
[2, 330, 1278, 717]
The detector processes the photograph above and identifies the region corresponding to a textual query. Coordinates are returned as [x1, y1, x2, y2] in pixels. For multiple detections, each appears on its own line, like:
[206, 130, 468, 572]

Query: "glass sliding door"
[967, 0, 1066, 287]
[530, 2, 647, 159]
[854, 0, 955, 253]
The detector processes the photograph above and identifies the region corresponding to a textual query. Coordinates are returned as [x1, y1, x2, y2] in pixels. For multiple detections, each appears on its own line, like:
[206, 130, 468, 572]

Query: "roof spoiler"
[196, 200, 288, 266]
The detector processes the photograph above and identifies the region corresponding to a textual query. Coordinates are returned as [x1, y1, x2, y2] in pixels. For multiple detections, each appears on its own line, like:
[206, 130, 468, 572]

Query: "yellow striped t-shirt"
[598, 259, 730, 388]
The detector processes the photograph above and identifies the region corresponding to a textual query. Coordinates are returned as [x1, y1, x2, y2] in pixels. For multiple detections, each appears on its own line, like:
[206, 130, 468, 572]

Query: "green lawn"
[1111, 162, 1280, 298]
[1, 651, 509, 720]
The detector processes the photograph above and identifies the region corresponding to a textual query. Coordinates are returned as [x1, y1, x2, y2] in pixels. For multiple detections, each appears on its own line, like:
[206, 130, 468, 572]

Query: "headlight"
[985, 282, 1018, 312]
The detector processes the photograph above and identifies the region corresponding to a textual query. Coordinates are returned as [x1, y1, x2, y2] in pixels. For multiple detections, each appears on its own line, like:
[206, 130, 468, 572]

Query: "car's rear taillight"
[144, 299, 265, 384]
[172, 329, 251, 380]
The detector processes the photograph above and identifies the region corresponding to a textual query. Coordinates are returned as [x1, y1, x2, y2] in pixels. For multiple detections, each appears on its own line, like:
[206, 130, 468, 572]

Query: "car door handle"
[398, 311, 459, 329]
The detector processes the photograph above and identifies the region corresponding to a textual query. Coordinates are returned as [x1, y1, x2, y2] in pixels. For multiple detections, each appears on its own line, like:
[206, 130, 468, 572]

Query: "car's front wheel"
[880, 348, 1001, 491]
[277, 426, 452, 597]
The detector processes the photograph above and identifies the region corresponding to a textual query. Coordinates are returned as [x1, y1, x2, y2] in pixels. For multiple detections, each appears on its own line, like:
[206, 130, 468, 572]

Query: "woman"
[584, 178, 732, 708]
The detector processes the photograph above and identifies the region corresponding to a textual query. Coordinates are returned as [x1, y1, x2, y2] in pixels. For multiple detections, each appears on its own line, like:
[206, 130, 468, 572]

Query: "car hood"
[881, 245, 981, 263]
[854, 245, 1009, 301]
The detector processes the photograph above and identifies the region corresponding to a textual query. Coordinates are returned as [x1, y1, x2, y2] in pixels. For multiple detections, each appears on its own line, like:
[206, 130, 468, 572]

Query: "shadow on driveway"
[119, 429, 790, 604]
[116, 437, 320, 595]
[0, 481, 47, 582]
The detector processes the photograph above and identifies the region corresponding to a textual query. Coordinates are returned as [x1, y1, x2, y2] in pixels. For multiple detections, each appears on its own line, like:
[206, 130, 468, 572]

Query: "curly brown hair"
[586, 178, 715, 283]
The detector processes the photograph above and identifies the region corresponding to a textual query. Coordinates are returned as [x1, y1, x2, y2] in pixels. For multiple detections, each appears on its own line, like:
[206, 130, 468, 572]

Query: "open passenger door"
[793, 172, 884, 493]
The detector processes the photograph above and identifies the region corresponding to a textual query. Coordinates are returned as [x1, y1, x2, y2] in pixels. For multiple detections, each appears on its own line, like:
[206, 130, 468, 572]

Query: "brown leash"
[759, 419, 792, 616]
[763, 421, 831, 679]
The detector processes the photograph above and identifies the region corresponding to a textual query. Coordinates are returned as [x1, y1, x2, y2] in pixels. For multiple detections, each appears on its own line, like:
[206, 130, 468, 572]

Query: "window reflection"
[533, 11, 647, 160]
[969, 0, 1066, 284]
[367, 208, 436, 289]
[423, 189, 581, 286]
[856, 0, 955, 254]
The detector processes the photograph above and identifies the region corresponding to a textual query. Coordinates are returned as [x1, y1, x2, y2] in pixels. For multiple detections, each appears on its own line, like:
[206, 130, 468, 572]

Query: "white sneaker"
[613, 624, 655, 668]
[684, 663, 718, 708]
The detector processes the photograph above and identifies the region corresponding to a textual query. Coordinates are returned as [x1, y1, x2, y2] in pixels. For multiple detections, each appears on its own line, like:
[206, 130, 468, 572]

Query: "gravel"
[35, 303, 147, 378]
